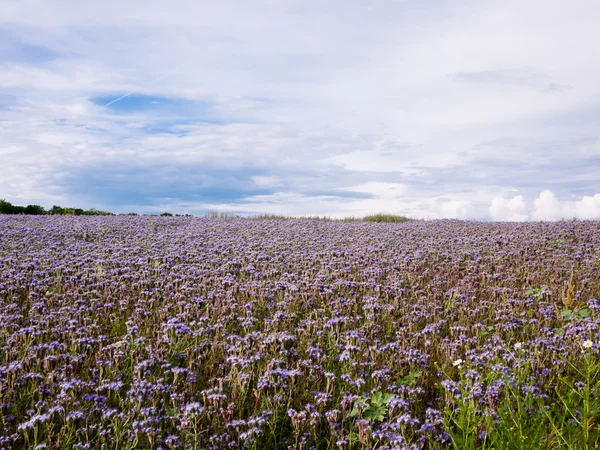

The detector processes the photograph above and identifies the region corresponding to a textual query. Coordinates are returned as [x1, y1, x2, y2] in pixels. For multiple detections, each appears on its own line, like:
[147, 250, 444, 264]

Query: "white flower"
[453, 358, 463, 367]
[514, 342, 523, 350]
[582, 340, 593, 349]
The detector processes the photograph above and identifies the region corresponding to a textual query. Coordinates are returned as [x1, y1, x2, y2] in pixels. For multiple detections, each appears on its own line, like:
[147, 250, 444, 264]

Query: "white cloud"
[486, 190, 600, 222]
[251, 175, 281, 188]
[489, 195, 528, 221]
[574, 194, 600, 219]
[434, 199, 472, 219]
[531, 190, 569, 221]
[531, 190, 600, 221]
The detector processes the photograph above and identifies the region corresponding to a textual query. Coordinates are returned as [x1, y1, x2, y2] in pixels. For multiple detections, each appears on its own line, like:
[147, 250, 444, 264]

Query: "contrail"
[103, 59, 192, 108]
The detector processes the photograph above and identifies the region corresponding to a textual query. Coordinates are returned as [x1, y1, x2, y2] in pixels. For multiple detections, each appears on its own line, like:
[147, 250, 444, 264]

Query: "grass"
[361, 213, 411, 223]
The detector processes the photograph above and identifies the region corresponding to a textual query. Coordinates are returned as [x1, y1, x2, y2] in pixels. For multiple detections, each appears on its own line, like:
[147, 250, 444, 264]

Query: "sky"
[1, 0, 600, 220]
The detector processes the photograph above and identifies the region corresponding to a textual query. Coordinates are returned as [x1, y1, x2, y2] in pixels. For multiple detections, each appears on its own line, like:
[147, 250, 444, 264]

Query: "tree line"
[0, 200, 113, 216]
[1, 199, 412, 222]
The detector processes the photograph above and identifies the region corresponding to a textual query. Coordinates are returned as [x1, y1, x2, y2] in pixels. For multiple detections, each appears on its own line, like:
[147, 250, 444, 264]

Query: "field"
[0, 216, 599, 449]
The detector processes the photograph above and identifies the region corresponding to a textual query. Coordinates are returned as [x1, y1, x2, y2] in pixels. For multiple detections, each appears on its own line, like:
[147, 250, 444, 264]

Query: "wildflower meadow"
[0, 216, 598, 449]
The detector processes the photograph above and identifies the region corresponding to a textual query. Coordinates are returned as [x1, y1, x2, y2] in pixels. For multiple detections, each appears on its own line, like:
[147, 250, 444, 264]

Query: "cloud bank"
[490, 191, 600, 221]
[1, 0, 600, 219]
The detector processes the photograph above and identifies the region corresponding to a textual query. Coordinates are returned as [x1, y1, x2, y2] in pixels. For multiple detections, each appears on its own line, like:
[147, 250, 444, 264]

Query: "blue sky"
[1, 0, 600, 219]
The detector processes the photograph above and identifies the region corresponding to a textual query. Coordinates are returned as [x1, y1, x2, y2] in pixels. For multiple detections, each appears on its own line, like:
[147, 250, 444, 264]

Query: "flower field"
[1, 216, 599, 449]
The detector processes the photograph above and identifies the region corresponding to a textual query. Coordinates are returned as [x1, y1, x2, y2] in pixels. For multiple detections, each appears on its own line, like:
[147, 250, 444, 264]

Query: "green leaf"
[380, 393, 395, 404]
[397, 371, 422, 387]
[397, 376, 411, 386]
[554, 327, 564, 337]
[525, 289, 535, 297]
[350, 396, 369, 417]
[577, 308, 591, 318]
[349, 406, 360, 418]
[369, 391, 394, 407]
[560, 309, 572, 320]
[363, 405, 387, 422]
[370, 391, 385, 406]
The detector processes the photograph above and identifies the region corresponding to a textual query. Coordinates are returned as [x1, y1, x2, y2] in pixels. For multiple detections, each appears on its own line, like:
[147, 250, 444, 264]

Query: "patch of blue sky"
[0, 34, 58, 63]
[85, 186, 274, 208]
[91, 94, 248, 128]
[65, 166, 278, 207]
[91, 94, 202, 113]
[0, 94, 17, 111]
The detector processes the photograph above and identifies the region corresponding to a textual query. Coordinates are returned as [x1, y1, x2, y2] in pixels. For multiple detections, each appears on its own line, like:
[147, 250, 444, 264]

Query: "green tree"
[24, 204, 46, 215]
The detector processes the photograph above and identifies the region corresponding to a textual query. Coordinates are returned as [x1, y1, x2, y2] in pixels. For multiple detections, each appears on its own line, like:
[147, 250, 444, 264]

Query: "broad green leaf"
[363, 405, 386, 422]
[370, 391, 385, 406]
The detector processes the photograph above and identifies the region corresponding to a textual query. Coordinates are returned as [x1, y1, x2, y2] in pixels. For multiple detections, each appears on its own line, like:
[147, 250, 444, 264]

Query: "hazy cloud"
[450, 69, 570, 93]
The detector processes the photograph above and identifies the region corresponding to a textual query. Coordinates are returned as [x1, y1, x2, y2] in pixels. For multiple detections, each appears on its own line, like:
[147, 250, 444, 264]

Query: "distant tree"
[0, 199, 15, 214]
[0, 200, 25, 214]
[160, 212, 173, 217]
[24, 204, 46, 215]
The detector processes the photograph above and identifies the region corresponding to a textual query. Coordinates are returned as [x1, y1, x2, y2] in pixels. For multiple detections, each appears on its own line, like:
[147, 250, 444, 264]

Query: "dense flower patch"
[0, 216, 599, 449]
